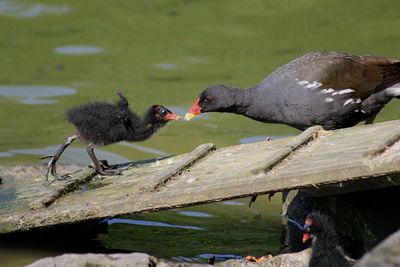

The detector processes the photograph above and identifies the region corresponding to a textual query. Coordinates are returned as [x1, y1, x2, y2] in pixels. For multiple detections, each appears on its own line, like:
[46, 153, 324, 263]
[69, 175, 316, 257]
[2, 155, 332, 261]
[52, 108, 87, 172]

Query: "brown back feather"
[315, 54, 400, 99]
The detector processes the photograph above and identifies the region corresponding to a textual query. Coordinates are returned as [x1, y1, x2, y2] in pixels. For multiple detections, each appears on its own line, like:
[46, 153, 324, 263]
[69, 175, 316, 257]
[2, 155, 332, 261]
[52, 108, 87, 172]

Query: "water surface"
[108, 218, 206, 231]
[0, 85, 76, 105]
[54, 45, 103, 55]
[7, 145, 130, 165]
[177, 211, 213, 218]
[0, 1, 69, 18]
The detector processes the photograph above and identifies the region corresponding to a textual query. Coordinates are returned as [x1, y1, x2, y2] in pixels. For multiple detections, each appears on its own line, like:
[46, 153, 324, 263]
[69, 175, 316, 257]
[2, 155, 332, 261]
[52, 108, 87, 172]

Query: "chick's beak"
[302, 232, 311, 243]
[165, 112, 181, 121]
[184, 98, 201, 121]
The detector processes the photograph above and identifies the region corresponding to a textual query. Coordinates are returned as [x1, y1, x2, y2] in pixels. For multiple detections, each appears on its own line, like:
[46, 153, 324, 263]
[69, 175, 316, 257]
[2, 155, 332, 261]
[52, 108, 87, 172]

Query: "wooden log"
[29, 168, 96, 210]
[0, 120, 399, 234]
[250, 125, 322, 174]
[139, 143, 215, 192]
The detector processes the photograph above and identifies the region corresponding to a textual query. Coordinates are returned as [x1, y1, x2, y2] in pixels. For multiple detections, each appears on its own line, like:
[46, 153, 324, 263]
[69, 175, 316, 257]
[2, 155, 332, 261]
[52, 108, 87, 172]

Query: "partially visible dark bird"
[303, 213, 352, 267]
[43, 92, 181, 184]
[185, 51, 400, 130]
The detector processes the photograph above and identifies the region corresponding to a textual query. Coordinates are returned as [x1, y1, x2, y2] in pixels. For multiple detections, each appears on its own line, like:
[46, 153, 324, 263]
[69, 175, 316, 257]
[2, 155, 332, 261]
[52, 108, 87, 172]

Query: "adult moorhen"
[185, 51, 400, 130]
[303, 213, 352, 267]
[42, 92, 180, 184]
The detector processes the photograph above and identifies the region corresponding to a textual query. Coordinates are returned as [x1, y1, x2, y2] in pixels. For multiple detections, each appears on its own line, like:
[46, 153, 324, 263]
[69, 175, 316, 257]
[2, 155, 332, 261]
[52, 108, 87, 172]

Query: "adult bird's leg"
[43, 135, 77, 184]
[86, 143, 123, 175]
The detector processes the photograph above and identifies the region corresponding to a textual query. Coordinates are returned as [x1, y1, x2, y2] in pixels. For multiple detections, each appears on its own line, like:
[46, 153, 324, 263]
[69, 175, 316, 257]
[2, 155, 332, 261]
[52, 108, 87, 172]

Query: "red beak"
[165, 112, 181, 121]
[302, 232, 311, 243]
[184, 98, 201, 121]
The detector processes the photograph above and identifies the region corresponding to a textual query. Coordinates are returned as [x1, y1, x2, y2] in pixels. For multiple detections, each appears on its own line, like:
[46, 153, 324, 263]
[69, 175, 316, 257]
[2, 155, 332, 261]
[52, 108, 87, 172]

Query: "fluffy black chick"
[303, 213, 352, 267]
[43, 92, 180, 184]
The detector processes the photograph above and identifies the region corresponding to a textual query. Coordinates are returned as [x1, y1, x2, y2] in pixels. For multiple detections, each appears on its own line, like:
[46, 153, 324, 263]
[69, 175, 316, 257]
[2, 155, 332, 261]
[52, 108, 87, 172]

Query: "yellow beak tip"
[184, 113, 196, 121]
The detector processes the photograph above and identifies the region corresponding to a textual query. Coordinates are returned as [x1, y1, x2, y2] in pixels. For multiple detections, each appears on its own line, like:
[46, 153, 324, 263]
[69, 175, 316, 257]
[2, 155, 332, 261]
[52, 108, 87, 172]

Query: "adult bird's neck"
[227, 88, 253, 115]
[228, 87, 275, 123]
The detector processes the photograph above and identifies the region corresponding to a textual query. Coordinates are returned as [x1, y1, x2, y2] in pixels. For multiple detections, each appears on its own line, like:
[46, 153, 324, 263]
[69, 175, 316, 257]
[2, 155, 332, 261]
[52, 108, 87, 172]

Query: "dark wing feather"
[116, 91, 134, 130]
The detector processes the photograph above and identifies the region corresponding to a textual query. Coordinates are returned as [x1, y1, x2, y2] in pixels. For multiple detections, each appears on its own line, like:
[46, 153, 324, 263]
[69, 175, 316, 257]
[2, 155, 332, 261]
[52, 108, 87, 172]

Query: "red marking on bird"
[185, 98, 201, 120]
[303, 232, 311, 243]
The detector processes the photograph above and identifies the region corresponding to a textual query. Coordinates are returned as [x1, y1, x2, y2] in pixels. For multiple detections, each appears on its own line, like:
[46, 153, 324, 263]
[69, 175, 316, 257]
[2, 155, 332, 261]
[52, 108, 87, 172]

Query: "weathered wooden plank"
[305, 174, 400, 197]
[29, 168, 96, 210]
[139, 143, 215, 192]
[250, 125, 322, 174]
[0, 120, 399, 234]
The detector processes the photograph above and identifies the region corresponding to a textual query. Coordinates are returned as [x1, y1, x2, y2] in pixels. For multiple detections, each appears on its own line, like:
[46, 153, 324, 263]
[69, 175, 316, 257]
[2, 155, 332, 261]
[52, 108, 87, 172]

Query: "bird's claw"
[54, 173, 73, 180]
[44, 171, 72, 185]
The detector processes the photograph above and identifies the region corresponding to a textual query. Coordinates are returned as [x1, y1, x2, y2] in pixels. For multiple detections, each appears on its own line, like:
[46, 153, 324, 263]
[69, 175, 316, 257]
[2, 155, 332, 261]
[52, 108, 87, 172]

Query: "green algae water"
[0, 0, 399, 265]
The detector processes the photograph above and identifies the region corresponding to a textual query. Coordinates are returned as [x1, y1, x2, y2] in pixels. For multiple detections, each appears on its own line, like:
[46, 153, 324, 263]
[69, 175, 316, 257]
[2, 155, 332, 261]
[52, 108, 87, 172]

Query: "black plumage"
[303, 213, 352, 267]
[43, 92, 180, 184]
[185, 51, 400, 130]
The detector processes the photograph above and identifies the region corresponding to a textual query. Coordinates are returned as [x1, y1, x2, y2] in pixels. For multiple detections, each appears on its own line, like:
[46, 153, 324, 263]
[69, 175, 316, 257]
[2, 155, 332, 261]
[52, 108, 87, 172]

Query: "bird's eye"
[160, 109, 167, 115]
[202, 96, 211, 103]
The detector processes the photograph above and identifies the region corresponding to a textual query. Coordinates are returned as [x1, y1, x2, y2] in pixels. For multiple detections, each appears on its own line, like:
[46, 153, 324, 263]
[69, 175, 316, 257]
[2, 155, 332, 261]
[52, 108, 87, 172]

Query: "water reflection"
[198, 253, 243, 261]
[171, 256, 203, 263]
[201, 123, 218, 129]
[182, 56, 204, 63]
[222, 201, 245, 206]
[0, 186, 16, 210]
[0, 152, 13, 158]
[0, 85, 76, 105]
[154, 56, 204, 71]
[177, 211, 213, 218]
[154, 63, 178, 70]
[171, 253, 243, 263]
[118, 142, 169, 157]
[3, 145, 129, 165]
[54, 45, 104, 55]
[107, 218, 205, 231]
[239, 135, 290, 144]
[0, 1, 69, 18]
[166, 106, 187, 117]
[167, 106, 211, 122]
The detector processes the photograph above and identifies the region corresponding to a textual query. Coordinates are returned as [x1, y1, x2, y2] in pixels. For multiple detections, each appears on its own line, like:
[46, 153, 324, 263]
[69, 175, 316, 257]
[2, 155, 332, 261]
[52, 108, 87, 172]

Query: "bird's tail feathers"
[385, 85, 400, 98]
[384, 61, 400, 88]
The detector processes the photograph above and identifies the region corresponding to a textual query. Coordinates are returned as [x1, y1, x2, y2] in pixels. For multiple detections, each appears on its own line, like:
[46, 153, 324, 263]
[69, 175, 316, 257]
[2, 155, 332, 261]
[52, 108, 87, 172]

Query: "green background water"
[0, 0, 399, 266]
